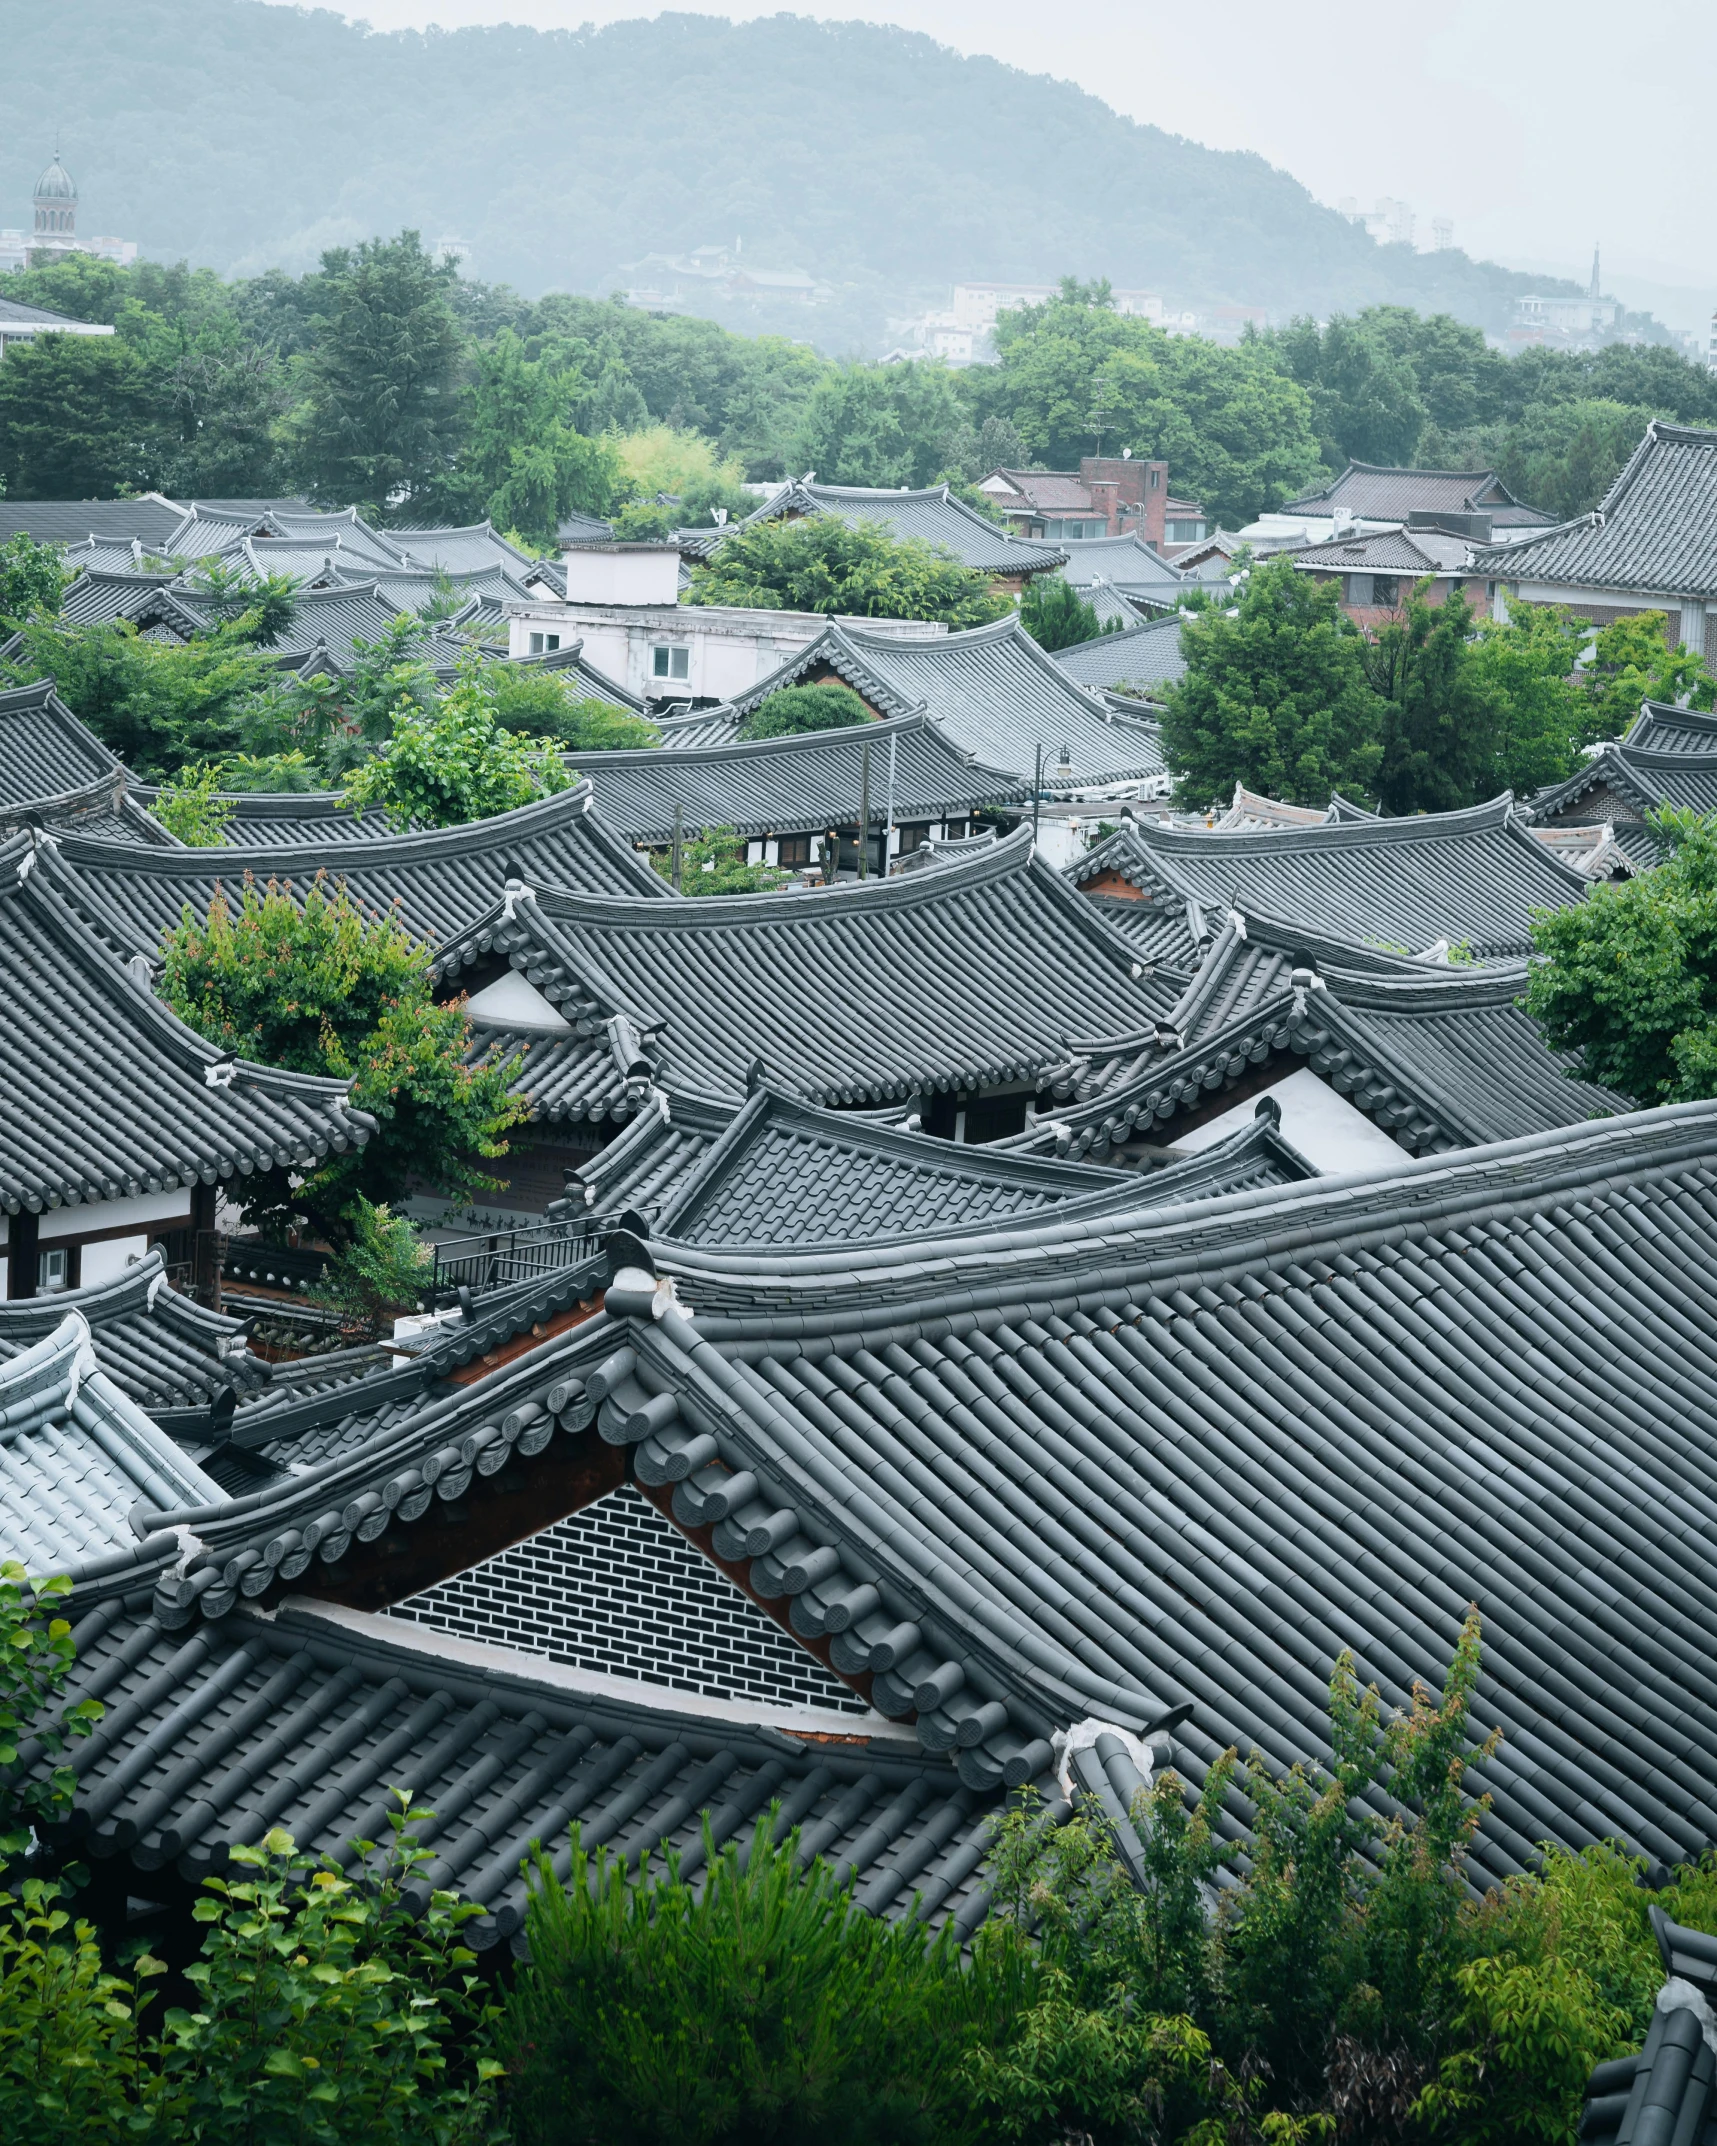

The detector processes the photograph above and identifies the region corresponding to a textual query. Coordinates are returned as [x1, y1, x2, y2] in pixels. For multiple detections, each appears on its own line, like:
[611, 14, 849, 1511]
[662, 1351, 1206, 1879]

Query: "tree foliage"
[159, 876, 522, 1248]
[343, 657, 570, 829]
[737, 682, 873, 739]
[1525, 809, 1717, 1104]
[1161, 557, 1383, 807]
[1020, 575, 1114, 653]
[688, 516, 1011, 626]
[0, 533, 73, 632]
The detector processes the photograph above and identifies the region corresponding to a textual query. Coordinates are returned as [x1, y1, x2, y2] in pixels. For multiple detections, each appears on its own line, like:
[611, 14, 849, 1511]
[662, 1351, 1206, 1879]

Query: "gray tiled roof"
[1053, 615, 1188, 694]
[1288, 526, 1471, 574]
[609, 1098, 1717, 1876]
[0, 1313, 223, 1572]
[565, 1088, 732, 1220]
[0, 679, 125, 803]
[718, 617, 1167, 792]
[1626, 701, 1717, 754]
[738, 478, 1068, 577]
[573, 711, 1025, 844]
[124, 787, 380, 847]
[48, 781, 668, 955]
[1581, 1909, 1717, 2143]
[1281, 461, 1552, 529]
[1073, 795, 1588, 958]
[1470, 423, 1717, 596]
[437, 827, 1175, 1121]
[1035, 907, 1622, 1159]
[0, 1248, 264, 1415]
[1055, 533, 1184, 598]
[0, 835, 375, 1218]
[30, 1593, 1018, 1949]
[0, 499, 187, 549]
[654, 1088, 1314, 1250]
[1528, 740, 1717, 824]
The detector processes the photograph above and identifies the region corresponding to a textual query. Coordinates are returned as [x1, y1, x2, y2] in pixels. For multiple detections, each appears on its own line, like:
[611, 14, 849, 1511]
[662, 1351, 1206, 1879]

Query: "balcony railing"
[429, 1217, 600, 1296]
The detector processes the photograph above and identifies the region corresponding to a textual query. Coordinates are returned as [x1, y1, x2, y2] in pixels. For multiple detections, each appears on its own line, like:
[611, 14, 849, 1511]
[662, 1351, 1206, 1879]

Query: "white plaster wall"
[79, 1236, 149, 1287]
[39, 1188, 191, 1241]
[1166, 1065, 1406, 1174]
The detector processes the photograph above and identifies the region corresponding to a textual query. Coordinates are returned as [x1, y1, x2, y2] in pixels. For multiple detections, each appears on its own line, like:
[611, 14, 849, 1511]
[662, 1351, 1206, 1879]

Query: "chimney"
[1081, 455, 1165, 543]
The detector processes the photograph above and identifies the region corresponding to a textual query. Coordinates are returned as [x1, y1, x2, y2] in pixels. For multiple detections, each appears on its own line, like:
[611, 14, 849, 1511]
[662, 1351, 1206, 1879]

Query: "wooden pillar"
[7, 1209, 38, 1300]
[191, 1181, 221, 1312]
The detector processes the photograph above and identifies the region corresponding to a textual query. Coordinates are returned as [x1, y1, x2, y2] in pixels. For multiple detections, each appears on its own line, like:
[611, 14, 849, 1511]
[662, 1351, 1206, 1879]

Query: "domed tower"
[33, 153, 77, 241]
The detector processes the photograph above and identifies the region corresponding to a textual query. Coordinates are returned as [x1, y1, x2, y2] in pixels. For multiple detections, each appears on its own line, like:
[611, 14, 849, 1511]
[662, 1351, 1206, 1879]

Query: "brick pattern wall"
[387, 1484, 869, 1714]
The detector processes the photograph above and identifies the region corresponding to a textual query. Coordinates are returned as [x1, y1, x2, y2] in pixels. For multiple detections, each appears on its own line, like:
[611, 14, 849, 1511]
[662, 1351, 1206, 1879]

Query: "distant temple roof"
[1280, 460, 1553, 530]
[728, 476, 1070, 578]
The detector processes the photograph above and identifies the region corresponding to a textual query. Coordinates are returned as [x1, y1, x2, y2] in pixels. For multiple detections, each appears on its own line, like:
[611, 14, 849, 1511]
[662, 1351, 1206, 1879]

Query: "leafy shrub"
[500, 1812, 1017, 2146]
[146, 759, 236, 846]
[1020, 575, 1115, 653]
[736, 682, 872, 739]
[650, 824, 790, 895]
[311, 1196, 432, 1334]
[687, 515, 1011, 627]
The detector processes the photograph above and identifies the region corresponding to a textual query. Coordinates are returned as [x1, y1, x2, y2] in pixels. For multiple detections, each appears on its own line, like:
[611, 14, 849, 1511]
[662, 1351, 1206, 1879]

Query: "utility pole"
[671, 802, 683, 892]
[1032, 744, 1042, 851]
[858, 740, 871, 880]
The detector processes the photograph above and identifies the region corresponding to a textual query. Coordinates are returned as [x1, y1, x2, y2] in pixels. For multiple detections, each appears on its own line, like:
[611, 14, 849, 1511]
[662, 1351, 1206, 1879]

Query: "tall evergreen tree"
[294, 232, 464, 514]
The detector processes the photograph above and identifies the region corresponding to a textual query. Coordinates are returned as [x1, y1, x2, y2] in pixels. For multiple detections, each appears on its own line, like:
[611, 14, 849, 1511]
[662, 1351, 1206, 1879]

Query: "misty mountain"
[5, 1, 1581, 333]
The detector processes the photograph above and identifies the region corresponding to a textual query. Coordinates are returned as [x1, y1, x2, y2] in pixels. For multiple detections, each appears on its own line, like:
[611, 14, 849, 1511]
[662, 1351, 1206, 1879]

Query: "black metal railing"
[220, 1238, 331, 1293]
[429, 1218, 599, 1295]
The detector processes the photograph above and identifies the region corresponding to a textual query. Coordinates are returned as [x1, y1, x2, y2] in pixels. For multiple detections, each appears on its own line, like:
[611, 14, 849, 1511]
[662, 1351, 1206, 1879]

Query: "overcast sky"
[270, 0, 1717, 325]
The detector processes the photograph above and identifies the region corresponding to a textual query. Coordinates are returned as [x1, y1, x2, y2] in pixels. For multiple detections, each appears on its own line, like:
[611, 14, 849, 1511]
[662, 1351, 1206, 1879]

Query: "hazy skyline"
[259, 0, 1714, 327]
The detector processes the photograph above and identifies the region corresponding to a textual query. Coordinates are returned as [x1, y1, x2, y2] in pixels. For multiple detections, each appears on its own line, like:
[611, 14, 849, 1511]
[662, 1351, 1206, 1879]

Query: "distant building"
[0, 294, 115, 359]
[620, 243, 823, 309]
[978, 457, 1206, 553]
[1511, 247, 1621, 346]
[1244, 462, 1554, 548]
[0, 153, 137, 274]
[1287, 525, 1478, 628]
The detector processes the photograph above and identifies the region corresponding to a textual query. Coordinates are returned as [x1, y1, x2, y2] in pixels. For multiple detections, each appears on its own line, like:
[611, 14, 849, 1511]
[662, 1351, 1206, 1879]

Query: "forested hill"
[6, 1, 1576, 331]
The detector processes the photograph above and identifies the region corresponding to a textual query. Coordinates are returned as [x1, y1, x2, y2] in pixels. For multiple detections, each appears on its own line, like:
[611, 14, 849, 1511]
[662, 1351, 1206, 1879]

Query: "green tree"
[688, 516, 1011, 626]
[1580, 609, 1716, 738]
[1161, 555, 1383, 807]
[1367, 586, 1508, 813]
[146, 759, 236, 846]
[1020, 576, 1114, 654]
[791, 360, 968, 489]
[160, 876, 523, 1249]
[1270, 313, 1430, 468]
[976, 288, 1323, 526]
[0, 1565, 103, 1864]
[652, 825, 791, 895]
[438, 330, 620, 540]
[311, 1196, 432, 1334]
[343, 657, 571, 829]
[1, 614, 290, 779]
[0, 532, 72, 631]
[1524, 808, 1717, 1104]
[295, 232, 465, 514]
[486, 665, 660, 748]
[737, 682, 873, 739]
[0, 333, 164, 498]
[1465, 599, 1592, 795]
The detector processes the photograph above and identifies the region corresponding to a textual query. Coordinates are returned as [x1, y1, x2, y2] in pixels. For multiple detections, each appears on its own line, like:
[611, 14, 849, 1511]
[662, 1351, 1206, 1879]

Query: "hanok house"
[977, 459, 1209, 556]
[1470, 421, 1717, 658]
[714, 475, 1071, 599]
[1248, 459, 1555, 548]
[58, 1095, 1717, 1920]
[665, 613, 1170, 802]
[434, 825, 1174, 1148]
[1524, 698, 1717, 870]
[565, 710, 1026, 875]
[1287, 524, 1479, 628]
[0, 830, 373, 1300]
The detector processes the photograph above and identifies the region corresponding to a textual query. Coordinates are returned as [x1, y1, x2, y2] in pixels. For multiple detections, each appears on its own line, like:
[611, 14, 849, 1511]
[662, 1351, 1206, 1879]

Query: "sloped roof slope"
[573, 711, 1025, 844]
[0, 1249, 264, 1415]
[1580, 1908, 1717, 2144]
[1055, 532, 1185, 598]
[739, 478, 1068, 577]
[1528, 740, 1717, 825]
[0, 835, 373, 1217]
[721, 617, 1167, 792]
[29, 1593, 1018, 1950]
[437, 828, 1174, 1120]
[1471, 423, 1717, 596]
[1625, 701, 1717, 755]
[1053, 615, 1188, 694]
[1081, 796, 1588, 958]
[616, 1100, 1717, 1882]
[0, 1313, 223, 1572]
[49, 781, 668, 954]
[1280, 461, 1552, 529]
[0, 680, 127, 804]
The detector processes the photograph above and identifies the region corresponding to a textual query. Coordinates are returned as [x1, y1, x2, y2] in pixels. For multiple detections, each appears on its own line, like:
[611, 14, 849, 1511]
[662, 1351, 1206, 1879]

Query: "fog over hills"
[6, 1, 1585, 339]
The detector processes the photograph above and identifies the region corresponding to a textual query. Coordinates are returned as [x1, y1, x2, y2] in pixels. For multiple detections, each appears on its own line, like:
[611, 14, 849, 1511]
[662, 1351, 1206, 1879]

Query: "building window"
[527, 632, 562, 655]
[1148, 468, 1161, 488]
[896, 822, 931, 855]
[1371, 576, 1399, 608]
[651, 645, 691, 681]
[777, 832, 811, 868]
[944, 819, 969, 841]
[1166, 520, 1206, 543]
[38, 1246, 70, 1293]
[1046, 519, 1106, 540]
